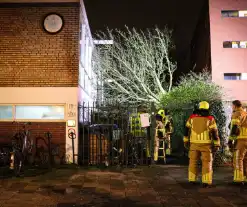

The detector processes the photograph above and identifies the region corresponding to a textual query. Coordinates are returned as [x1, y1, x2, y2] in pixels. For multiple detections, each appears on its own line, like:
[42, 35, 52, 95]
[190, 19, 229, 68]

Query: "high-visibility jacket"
[155, 121, 165, 138]
[157, 109, 173, 134]
[163, 115, 173, 134]
[130, 112, 146, 137]
[229, 107, 247, 140]
[183, 114, 220, 146]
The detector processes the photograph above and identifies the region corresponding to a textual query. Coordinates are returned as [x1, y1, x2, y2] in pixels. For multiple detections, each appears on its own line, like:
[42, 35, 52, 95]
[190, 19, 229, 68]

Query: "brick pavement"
[0, 165, 246, 207]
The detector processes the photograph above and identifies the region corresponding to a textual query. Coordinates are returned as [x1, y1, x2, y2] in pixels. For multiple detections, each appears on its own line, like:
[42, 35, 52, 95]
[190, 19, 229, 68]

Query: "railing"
[78, 102, 155, 167]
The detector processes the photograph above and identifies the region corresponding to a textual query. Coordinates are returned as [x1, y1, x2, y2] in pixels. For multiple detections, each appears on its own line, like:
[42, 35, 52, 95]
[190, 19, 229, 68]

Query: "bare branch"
[93, 27, 177, 105]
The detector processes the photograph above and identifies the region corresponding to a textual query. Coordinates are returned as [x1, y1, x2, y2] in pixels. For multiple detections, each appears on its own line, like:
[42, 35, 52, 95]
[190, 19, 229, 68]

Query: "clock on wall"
[43, 13, 64, 34]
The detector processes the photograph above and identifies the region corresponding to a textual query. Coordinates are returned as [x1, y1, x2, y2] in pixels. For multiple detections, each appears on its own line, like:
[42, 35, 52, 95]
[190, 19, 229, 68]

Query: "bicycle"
[34, 131, 53, 166]
[11, 121, 33, 177]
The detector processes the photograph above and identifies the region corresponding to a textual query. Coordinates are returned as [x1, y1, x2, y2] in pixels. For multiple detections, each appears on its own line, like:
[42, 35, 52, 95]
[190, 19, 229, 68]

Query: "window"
[0, 106, 13, 119]
[15, 105, 65, 120]
[79, 63, 85, 89]
[223, 41, 247, 48]
[222, 10, 247, 17]
[224, 73, 247, 80]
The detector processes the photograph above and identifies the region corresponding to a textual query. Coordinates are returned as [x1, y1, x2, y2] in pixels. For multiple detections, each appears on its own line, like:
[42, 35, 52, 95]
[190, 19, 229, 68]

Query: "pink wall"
[209, 0, 247, 100]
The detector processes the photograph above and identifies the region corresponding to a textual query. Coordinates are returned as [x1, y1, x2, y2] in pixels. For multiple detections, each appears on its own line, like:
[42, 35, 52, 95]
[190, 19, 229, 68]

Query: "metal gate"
[78, 102, 153, 166]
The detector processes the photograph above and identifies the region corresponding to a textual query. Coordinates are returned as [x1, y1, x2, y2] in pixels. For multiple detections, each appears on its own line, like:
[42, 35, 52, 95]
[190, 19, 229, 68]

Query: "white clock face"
[44, 14, 63, 34]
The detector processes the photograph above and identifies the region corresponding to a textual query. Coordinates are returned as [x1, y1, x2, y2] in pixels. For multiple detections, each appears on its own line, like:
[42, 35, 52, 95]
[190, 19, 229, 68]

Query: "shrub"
[159, 71, 229, 163]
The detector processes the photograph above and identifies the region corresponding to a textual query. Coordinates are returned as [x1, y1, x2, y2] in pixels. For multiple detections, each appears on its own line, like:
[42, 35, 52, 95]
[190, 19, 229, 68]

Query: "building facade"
[0, 0, 95, 163]
[209, 0, 247, 101]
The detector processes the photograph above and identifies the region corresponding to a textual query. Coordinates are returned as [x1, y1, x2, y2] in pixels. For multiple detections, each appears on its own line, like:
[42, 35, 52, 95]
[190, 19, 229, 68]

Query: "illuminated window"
[239, 10, 247, 17]
[222, 10, 247, 17]
[224, 73, 247, 80]
[15, 105, 65, 120]
[223, 41, 232, 48]
[0, 106, 13, 119]
[232, 41, 239, 48]
[223, 41, 247, 48]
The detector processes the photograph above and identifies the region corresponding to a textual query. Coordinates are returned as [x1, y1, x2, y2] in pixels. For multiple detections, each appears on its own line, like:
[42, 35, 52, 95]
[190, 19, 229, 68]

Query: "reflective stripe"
[213, 140, 220, 146]
[190, 140, 212, 144]
[183, 136, 189, 142]
[186, 121, 191, 128]
[197, 134, 201, 141]
[188, 171, 196, 182]
[203, 131, 207, 141]
[232, 118, 240, 125]
[190, 130, 210, 143]
[229, 135, 237, 141]
[234, 150, 239, 169]
[234, 169, 244, 182]
[209, 123, 217, 129]
[239, 127, 247, 137]
[202, 171, 212, 184]
[236, 136, 247, 139]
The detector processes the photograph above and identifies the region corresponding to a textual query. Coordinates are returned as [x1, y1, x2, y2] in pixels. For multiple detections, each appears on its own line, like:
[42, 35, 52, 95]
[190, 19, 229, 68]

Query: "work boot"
[202, 183, 213, 188]
[189, 181, 197, 185]
[232, 182, 245, 186]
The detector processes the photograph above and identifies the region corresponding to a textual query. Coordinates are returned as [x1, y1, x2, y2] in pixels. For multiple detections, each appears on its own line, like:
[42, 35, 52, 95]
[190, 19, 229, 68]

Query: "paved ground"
[0, 165, 246, 207]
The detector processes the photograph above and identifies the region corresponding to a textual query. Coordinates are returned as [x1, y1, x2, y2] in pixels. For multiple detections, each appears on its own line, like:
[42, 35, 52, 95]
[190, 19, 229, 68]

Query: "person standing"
[153, 113, 165, 163]
[130, 106, 151, 164]
[228, 100, 247, 184]
[183, 101, 220, 187]
[157, 109, 173, 155]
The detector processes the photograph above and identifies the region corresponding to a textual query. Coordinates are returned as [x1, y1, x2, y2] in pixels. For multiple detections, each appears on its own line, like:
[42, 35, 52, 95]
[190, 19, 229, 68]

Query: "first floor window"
[0, 106, 13, 119]
[15, 105, 65, 120]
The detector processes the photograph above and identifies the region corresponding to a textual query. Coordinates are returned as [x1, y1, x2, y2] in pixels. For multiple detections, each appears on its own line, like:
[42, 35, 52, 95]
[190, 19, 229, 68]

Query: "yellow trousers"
[166, 135, 171, 155]
[154, 137, 160, 161]
[146, 139, 151, 158]
[189, 143, 213, 184]
[233, 139, 247, 182]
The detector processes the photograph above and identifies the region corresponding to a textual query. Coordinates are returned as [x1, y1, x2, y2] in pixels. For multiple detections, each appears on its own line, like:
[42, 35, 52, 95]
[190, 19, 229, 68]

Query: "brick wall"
[0, 121, 65, 161]
[0, 121, 66, 146]
[0, 3, 79, 87]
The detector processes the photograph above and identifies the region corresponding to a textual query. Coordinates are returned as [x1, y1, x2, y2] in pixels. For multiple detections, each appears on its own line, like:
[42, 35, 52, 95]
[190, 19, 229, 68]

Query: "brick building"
[0, 0, 96, 163]
[209, 0, 247, 101]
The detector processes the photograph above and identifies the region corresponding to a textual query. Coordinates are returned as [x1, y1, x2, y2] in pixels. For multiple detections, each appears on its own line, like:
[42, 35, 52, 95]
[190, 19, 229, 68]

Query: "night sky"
[84, 0, 209, 82]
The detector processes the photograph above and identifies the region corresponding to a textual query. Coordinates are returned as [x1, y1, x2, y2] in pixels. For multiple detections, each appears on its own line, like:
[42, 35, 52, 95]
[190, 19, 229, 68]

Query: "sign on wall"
[67, 104, 76, 118]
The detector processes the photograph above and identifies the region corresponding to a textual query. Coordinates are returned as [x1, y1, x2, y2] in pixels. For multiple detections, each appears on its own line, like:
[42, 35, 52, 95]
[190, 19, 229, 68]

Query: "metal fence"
[78, 102, 154, 167]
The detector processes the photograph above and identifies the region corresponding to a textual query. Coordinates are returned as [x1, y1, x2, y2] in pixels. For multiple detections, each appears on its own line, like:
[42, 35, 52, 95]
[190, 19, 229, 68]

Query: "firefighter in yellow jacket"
[183, 101, 220, 187]
[228, 100, 247, 184]
[154, 113, 165, 162]
[157, 109, 173, 155]
[130, 107, 151, 160]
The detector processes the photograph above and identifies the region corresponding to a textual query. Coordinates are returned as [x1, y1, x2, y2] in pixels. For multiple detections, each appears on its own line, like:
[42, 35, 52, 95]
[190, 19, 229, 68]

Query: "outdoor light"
[107, 79, 113, 83]
[67, 120, 76, 127]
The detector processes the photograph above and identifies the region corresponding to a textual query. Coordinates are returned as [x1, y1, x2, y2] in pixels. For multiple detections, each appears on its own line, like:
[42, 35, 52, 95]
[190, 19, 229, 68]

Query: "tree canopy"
[93, 27, 176, 104]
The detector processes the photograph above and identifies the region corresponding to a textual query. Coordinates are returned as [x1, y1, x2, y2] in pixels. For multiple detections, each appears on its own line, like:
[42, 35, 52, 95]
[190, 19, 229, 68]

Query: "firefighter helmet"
[199, 101, 209, 110]
[158, 109, 165, 117]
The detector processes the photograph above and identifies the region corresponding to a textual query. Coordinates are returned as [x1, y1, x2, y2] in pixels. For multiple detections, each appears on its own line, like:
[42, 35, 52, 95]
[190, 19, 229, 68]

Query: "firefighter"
[183, 101, 220, 187]
[228, 100, 247, 184]
[154, 113, 166, 163]
[157, 109, 173, 155]
[130, 106, 151, 162]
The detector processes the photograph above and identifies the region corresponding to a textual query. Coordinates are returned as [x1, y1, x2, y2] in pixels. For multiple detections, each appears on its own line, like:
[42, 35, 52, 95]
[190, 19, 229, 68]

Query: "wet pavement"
[0, 165, 246, 207]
